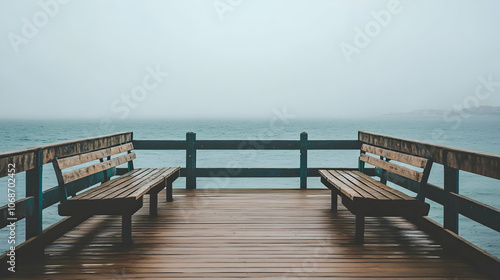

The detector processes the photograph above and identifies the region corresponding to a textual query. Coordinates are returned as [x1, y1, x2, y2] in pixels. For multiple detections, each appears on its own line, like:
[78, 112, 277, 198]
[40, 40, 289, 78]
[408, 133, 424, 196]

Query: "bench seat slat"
[74, 168, 154, 200]
[319, 169, 430, 217]
[321, 169, 417, 201]
[62, 153, 136, 184]
[69, 167, 180, 202]
[128, 167, 180, 199]
[59, 167, 181, 214]
[345, 171, 413, 200]
[74, 168, 147, 199]
[109, 168, 172, 200]
[361, 144, 428, 168]
[87, 168, 162, 200]
[57, 143, 134, 170]
[339, 171, 403, 200]
[108, 168, 169, 200]
[321, 170, 369, 200]
[360, 153, 423, 182]
[73, 168, 162, 201]
[327, 170, 381, 199]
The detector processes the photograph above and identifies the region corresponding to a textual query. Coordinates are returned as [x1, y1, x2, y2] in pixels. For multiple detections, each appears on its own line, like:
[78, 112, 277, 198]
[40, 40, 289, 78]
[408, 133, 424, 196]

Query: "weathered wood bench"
[52, 142, 180, 244]
[319, 144, 433, 243]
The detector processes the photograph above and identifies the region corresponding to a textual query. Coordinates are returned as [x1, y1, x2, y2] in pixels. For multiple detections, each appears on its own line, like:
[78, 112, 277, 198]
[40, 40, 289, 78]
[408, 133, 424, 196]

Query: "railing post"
[300, 132, 308, 189]
[358, 152, 365, 173]
[26, 149, 43, 239]
[444, 165, 459, 234]
[186, 132, 196, 189]
[128, 132, 134, 171]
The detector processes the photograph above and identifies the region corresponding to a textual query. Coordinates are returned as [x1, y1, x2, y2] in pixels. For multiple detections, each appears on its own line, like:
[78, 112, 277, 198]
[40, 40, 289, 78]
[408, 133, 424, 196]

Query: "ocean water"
[0, 118, 499, 258]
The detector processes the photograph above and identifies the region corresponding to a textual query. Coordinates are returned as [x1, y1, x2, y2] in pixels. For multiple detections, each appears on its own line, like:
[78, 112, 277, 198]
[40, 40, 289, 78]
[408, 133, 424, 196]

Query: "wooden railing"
[0, 131, 499, 269]
[359, 131, 500, 235]
[0, 132, 132, 239]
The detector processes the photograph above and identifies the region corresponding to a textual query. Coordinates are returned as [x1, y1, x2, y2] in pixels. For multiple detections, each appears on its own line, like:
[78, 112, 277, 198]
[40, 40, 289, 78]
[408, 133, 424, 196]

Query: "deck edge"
[408, 216, 500, 278]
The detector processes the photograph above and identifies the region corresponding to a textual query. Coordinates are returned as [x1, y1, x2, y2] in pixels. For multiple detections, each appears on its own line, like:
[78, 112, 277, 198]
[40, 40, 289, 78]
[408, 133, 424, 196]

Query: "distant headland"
[384, 106, 500, 118]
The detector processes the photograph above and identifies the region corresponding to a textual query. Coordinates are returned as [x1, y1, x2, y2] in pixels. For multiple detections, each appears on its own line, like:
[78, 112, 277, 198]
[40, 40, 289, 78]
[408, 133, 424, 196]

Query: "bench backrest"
[52, 142, 136, 202]
[359, 144, 433, 201]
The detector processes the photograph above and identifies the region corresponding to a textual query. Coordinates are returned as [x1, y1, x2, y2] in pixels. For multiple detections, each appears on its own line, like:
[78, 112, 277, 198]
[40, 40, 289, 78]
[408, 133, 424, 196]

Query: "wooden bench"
[319, 144, 433, 243]
[52, 142, 180, 244]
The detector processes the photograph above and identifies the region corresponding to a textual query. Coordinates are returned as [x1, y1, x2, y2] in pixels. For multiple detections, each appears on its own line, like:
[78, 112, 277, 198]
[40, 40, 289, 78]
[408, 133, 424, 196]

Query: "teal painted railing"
[129, 132, 362, 189]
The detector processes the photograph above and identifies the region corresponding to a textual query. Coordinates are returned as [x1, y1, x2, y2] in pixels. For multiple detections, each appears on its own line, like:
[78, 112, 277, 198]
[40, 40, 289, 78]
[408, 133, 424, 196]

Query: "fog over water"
[1, 0, 500, 120]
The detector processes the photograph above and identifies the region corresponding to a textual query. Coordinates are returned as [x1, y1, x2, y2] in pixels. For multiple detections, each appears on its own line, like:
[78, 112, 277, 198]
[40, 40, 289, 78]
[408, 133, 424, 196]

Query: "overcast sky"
[1, 0, 500, 120]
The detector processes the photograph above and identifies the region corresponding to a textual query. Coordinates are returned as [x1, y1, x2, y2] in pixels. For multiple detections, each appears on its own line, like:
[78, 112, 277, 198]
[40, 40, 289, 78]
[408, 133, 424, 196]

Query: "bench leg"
[150, 192, 158, 217]
[355, 215, 365, 244]
[331, 189, 338, 212]
[122, 214, 133, 245]
[166, 180, 173, 202]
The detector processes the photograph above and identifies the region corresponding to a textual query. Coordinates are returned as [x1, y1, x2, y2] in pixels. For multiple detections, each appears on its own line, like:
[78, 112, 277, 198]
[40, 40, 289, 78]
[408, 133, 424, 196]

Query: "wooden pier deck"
[11, 189, 488, 279]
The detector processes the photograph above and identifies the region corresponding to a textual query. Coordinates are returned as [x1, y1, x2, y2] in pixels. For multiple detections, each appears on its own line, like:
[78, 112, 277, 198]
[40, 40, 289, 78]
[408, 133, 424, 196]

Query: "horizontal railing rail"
[133, 139, 359, 150]
[117, 167, 371, 178]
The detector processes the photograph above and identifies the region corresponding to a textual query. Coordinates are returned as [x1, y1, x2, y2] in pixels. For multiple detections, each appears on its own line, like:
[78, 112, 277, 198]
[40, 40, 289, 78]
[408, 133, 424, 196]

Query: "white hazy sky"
[1, 0, 500, 120]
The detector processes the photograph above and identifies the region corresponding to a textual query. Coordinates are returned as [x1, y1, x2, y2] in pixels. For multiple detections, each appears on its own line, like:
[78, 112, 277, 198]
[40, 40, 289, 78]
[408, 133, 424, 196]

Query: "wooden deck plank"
[10, 189, 488, 279]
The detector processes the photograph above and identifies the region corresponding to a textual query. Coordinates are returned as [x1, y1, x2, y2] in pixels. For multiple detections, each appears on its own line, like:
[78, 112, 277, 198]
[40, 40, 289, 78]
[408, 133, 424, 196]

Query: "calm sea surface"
[0, 118, 499, 257]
